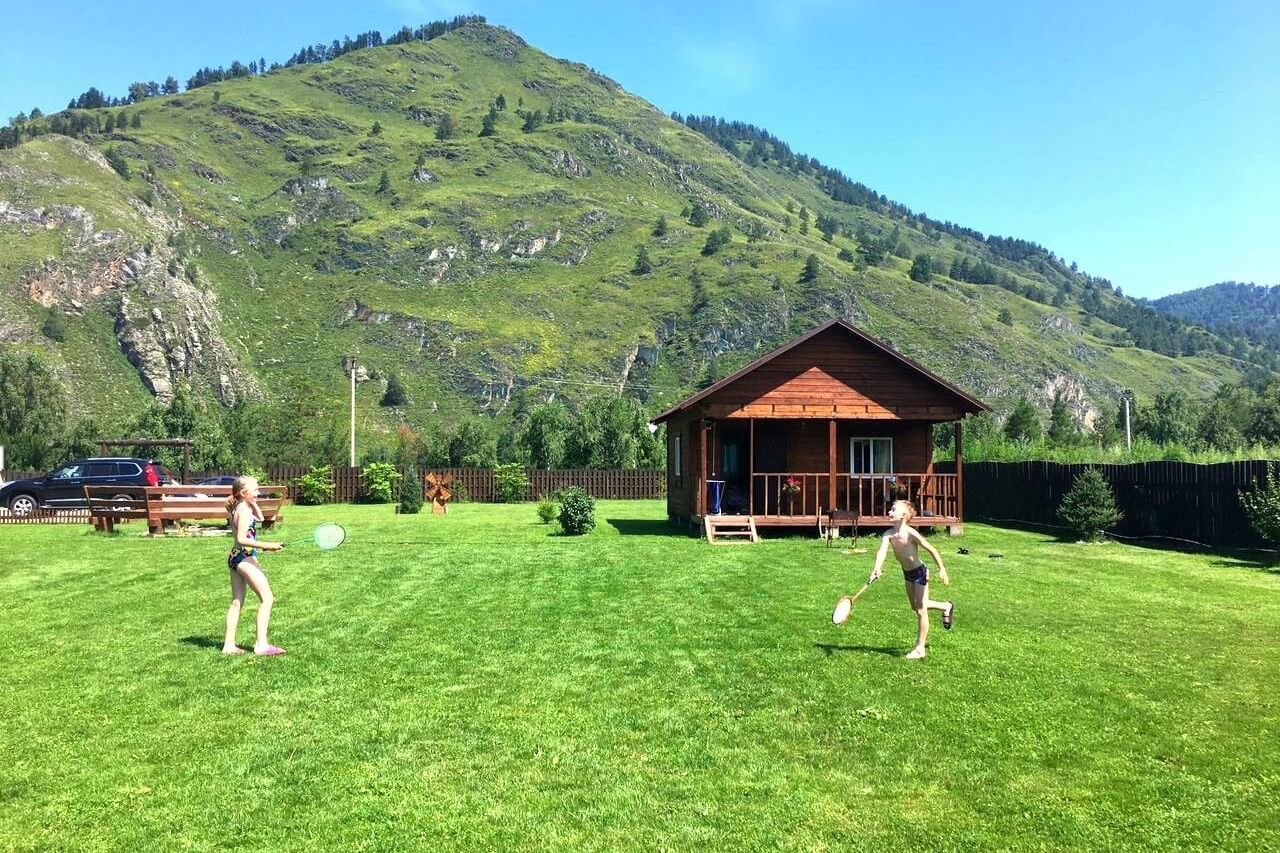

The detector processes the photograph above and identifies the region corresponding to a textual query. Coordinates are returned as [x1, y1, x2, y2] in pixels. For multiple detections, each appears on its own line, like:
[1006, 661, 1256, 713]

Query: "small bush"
[41, 312, 66, 342]
[399, 468, 424, 514]
[1239, 462, 1280, 561]
[557, 486, 595, 536]
[295, 465, 335, 505]
[362, 461, 403, 504]
[1057, 467, 1122, 541]
[450, 480, 471, 503]
[536, 494, 558, 524]
[493, 462, 530, 503]
[241, 465, 268, 483]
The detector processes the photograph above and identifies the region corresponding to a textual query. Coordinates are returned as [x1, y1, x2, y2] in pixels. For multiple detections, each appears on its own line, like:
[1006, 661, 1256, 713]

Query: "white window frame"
[673, 434, 683, 482]
[849, 437, 893, 474]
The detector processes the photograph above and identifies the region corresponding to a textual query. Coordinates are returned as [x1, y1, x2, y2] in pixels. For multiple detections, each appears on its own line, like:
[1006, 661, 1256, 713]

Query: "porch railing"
[750, 473, 958, 520]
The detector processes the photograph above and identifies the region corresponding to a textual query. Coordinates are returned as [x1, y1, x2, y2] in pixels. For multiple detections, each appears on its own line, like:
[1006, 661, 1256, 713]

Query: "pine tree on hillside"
[370, 121, 382, 136]
[436, 113, 455, 140]
[653, 214, 667, 237]
[688, 204, 709, 227]
[495, 93, 507, 110]
[479, 107, 497, 137]
[632, 244, 653, 275]
[910, 253, 933, 283]
[799, 206, 809, 234]
[1003, 397, 1042, 442]
[381, 372, 408, 406]
[800, 253, 820, 282]
[1048, 392, 1078, 445]
[376, 170, 391, 194]
[130, 113, 142, 129]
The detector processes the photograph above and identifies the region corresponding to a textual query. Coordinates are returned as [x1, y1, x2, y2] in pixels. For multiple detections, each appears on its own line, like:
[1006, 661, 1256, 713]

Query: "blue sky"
[3, 0, 1276, 299]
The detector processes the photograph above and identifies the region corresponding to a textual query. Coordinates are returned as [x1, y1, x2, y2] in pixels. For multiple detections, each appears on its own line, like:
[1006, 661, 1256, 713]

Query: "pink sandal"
[255, 645, 287, 656]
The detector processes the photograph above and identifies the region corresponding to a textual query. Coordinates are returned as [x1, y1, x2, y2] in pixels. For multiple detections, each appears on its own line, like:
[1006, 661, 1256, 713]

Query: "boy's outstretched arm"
[869, 535, 890, 583]
[911, 529, 950, 585]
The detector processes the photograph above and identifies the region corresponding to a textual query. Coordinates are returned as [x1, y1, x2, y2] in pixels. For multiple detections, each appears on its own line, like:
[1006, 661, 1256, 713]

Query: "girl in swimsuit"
[868, 499, 954, 660]
[222, 476, 285, 656]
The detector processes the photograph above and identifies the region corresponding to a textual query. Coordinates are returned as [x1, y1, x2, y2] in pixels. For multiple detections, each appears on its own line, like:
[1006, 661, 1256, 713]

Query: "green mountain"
[0, 20, 1269, 446]
[1154, 282, 1280, 353]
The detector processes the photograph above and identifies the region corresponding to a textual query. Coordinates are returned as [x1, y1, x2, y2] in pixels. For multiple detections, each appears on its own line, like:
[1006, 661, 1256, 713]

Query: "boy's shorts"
[903, 564, 928, 586]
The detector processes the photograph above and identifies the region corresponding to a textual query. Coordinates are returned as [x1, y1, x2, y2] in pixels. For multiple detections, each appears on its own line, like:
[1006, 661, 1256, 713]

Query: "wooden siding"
[697, 327, 968, 420]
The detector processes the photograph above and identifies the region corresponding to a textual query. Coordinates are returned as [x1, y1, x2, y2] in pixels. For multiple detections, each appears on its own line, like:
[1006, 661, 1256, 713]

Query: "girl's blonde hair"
[893, 499, 917, 522]
[225, 475, 259, 516]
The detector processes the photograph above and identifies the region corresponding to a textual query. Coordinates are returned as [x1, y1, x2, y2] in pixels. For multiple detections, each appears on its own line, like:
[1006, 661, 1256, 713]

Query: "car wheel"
[8, 494, 38, 517]
[111, 493, 136, 511]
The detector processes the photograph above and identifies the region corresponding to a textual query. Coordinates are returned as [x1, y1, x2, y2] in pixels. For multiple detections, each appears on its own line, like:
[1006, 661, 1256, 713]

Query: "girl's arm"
[911, 528, 950, 585]
[869, 535, 890, 582]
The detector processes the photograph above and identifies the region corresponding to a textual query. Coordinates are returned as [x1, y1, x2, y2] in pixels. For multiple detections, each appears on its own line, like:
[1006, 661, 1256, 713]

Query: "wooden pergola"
[96, 438, 194, 484]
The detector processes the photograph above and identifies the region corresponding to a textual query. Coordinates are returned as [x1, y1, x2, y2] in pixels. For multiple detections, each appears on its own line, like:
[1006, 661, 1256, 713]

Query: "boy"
[869, 499, 954, 659]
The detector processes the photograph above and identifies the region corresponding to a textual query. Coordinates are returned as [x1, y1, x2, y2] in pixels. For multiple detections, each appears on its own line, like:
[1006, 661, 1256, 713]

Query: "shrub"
[362, 461, 403, 504]
[557, 486, 595, 535]
[1057, 467, 1122, 541]
[536, 494, 558, 524]
[241, 465, 268, 483]
[493, 462, 530, 503]
[41, 312, 66, 342]
[450, 480, 471, 503]
[1239, 462, 1280, 561]
[399, 467, 423, 514]
[295, 465, 335, 505]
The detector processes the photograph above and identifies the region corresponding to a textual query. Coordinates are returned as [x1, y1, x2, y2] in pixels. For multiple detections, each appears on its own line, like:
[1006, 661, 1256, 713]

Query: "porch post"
[827, 419, 837, 512]
[951, 420, 965, 536]
[748, 417, 755, 516]
[699, 419, 709, 518]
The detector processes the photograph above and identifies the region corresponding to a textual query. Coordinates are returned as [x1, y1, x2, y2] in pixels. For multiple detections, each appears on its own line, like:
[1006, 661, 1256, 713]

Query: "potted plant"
[780, 476, 802, 514]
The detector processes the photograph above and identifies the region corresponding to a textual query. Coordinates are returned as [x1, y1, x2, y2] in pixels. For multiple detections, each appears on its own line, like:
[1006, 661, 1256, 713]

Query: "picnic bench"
[85, 484, 288, 535]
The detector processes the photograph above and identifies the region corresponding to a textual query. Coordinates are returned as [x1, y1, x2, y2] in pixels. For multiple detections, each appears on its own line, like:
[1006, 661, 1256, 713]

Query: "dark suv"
[0, 458, 175, 516]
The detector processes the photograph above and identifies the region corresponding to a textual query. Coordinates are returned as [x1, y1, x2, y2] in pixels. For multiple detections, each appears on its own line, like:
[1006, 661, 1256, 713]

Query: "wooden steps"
[704, 515, 759, 544]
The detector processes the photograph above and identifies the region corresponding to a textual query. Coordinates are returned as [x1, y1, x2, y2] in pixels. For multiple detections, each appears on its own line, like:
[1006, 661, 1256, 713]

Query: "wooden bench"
[85, 484, 288, 535]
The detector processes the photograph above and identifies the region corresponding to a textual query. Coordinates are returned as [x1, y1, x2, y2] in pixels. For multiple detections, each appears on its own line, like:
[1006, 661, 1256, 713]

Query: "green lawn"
[1, 501, 1277, 851]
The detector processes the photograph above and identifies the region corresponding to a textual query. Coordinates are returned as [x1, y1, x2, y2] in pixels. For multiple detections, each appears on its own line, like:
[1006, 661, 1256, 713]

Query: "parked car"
[0, 458, 174, 517]
[195, 475, 238, 487]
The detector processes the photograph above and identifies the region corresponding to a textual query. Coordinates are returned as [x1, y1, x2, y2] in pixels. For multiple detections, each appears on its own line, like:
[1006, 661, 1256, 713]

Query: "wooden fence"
[180, 467, 665, 503]
[937, 460, 1277, 547]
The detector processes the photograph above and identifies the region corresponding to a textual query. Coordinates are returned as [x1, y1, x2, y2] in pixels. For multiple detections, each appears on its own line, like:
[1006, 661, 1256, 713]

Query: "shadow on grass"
[1208, 556, 1280, 574]
[814, 642, 903, 658]
[606, 518, 686, 536]
[179, 635, 224, 650]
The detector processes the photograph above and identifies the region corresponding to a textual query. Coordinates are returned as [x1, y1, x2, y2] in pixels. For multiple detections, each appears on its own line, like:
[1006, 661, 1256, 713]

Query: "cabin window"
[849, 437, 893, 474]
[673, 434, 683, 482]
[722, 442, 739, 477]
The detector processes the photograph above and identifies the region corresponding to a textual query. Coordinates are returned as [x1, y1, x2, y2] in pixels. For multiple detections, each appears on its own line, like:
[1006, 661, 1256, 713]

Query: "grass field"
[2, 500, 1278, 851]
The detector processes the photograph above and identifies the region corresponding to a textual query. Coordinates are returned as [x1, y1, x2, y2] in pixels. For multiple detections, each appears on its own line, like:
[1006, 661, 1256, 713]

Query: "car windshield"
[50, 464, 85, 479]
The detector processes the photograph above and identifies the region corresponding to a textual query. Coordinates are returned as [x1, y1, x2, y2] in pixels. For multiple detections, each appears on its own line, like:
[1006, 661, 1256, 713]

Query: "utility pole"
[1123, 394, 1132, 452]
[343, 355, 357, 467]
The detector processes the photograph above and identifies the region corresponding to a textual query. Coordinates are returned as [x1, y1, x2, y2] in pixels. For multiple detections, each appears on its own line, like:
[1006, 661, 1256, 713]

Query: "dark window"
[85, 463, 116, 478]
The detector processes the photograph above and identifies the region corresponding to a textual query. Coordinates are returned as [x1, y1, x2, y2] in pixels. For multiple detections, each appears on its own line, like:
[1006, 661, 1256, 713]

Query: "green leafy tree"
[997, 308, 1014, 325]
[1004, 397, 1042, 442]
[688, 204, 709, 227]
[798, 206, 809, 235]
[701, 226, 731, 256]
[494, 462, 531, 503]
[837, 247, 856, 263]
[448, 417, 496, 467]
[370, 121, 382, 136]
[361, 461, 402, 503]
[519, 402, 572, 469]
[1058, 468, 1122, 541]
[0, 351, 68, 469]
[521, 110, 543, 133]
[1239, 462, 1280, 561]
[1139, 389, 1198, 447]
[633, 244, 653, 274]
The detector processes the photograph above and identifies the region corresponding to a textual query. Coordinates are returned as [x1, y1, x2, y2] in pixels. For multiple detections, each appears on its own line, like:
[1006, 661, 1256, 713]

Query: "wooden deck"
[693, 512, 961, 531]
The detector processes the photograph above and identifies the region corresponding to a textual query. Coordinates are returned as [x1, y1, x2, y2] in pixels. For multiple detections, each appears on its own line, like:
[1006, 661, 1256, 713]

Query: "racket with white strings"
[832, 576, 878, 626]
[279, 522, 346, 551]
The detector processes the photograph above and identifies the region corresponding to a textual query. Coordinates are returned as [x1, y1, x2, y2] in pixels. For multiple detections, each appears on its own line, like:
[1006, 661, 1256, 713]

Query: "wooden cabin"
[654, 319, 989, 535]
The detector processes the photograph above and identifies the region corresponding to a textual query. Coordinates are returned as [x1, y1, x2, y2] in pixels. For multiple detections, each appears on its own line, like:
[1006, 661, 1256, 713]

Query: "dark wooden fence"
[938, 460, 1277, 547]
